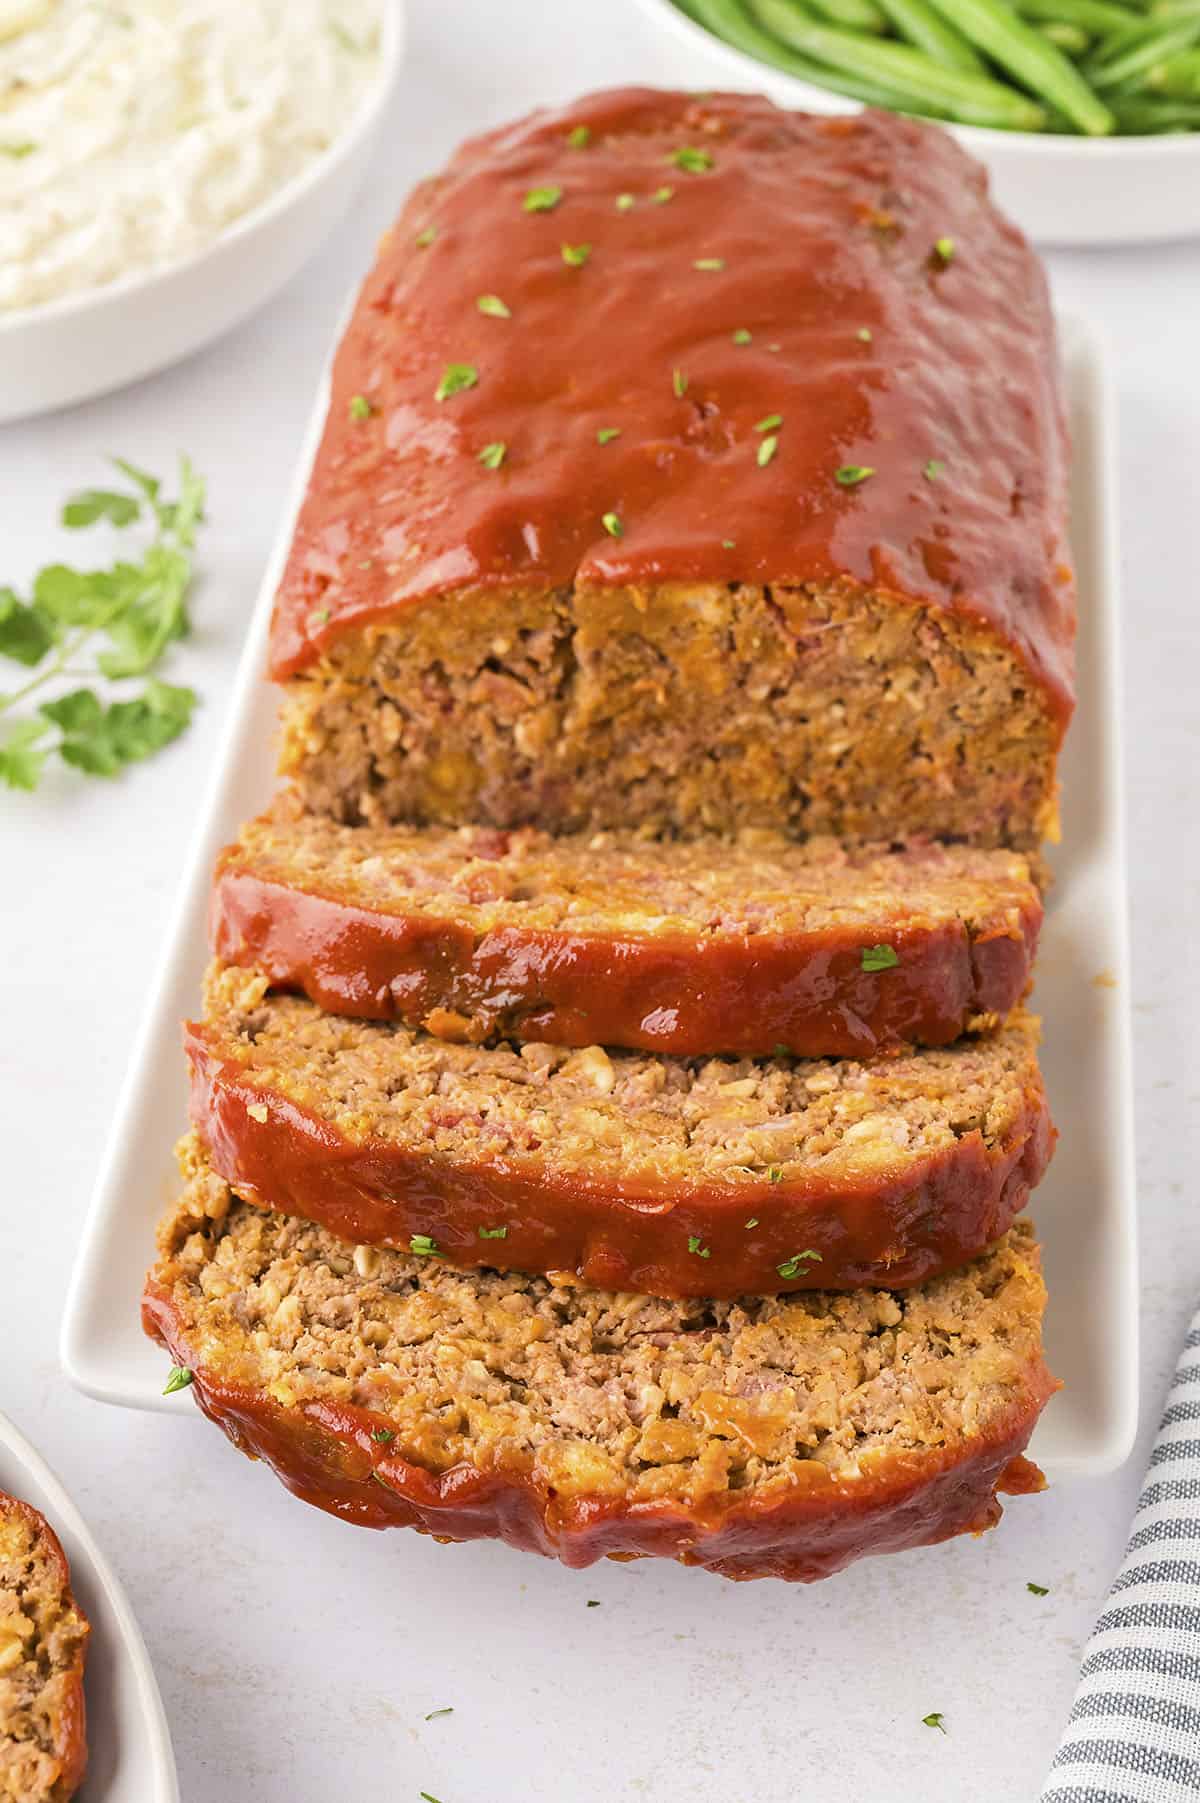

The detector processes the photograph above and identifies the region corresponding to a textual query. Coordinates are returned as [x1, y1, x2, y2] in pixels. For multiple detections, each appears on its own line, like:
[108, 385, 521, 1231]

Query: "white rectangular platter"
[61, 311, 1137, 1479]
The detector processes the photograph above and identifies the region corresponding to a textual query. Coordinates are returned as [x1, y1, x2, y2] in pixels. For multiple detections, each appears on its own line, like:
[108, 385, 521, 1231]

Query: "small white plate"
[60, 312, 1137, 1479]
[0, 3, 405, 423]
[636, 0, 1200, 247]
[0, 1408, 178, 1802]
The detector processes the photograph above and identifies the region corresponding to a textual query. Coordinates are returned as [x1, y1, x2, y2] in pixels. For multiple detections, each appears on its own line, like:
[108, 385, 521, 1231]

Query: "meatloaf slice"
[273, 92, 1074, 849]
[186, 963, 1054, 1298]
[0, 1496, 88, 1803]
[144, 1145, 1056, 1584]
[211, 812, 1042, 1058]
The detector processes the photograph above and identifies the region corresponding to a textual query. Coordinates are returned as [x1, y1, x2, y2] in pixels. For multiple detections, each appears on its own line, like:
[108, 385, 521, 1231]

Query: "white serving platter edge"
[60, 310, 1137, 1481]
[0, 1408, 179, 1802]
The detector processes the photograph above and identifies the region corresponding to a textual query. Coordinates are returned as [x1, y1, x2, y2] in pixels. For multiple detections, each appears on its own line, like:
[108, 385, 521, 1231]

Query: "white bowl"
[0, 3, 405, 423]
[637, 0, 1200, 246]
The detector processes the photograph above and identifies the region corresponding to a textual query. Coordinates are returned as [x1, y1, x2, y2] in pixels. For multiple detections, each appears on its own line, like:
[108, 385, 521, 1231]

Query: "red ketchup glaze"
[185, 1025, 1055, 1299]
[210, 860, 1042, 1059]
[270, 88, 1074, 732]
[139, 1287, 1057, 1582]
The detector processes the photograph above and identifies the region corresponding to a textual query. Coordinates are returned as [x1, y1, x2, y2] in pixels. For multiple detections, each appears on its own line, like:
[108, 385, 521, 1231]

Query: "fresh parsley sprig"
[0, 456, 204, 792]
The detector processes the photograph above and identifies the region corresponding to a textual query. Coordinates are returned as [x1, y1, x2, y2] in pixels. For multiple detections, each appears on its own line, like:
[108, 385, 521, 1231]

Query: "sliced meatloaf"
[186, 963, 1054, 1298]
[211, 812, 1042, 1058]
[272, 90, 1074, 849]
[0, 1495, 88, 1803]
[144, 1144, 1056, 1584]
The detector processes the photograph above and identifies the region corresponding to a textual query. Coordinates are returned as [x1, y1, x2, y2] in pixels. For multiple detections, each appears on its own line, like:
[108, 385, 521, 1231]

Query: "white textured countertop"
[2, 4, 1198, 1799]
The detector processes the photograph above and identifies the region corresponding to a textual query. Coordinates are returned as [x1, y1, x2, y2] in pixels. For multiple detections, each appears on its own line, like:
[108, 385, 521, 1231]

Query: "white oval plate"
[0, 1408, 178, 1802]
[636, 0, 1200, 247]
[0, 2, 405, 423]
[58, 308, 1137, 1481]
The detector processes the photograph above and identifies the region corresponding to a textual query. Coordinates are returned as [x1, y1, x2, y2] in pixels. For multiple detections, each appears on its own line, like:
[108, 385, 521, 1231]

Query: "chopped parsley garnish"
[478, 442, 507, 470]
[478, 1224, 508, 1238]
[934, 236, 955, 263]
[424, 1706, 454, 1720]
[755, 413, 782, 433]
[523, 185, 562, 212]
[615, 192, 636, 211]
[307, 608, 330, 631]
[924, 459, 945, 481]
[744, 1217, 759, 1229]
[567, 125, 591, 148]
[348, 393, 372, 420]
[732, 327, 752, 345]
[721, 539, 736, 549]
[773, 1044, 790, 1058]
[596, 427, 621, 445]
[757, 434, 779, 468]
[835, 465, 875, 487]
[768, 1167, 783, 1185]
[415, 225, 437, 248]
[672, 368, 688, 398]
[687, 1235, 711, 1258]
[670, 145, 713, 172]
[561, 242, 591, 267]
[420, 1793, 443, 1803]
[857, 326, 873, 342]
[601, 512, 623, 538]
[586, 1599, 601, 1607]
[410, 1234, 440, 1257]
[923, 1712, 947, 1734]
[329, 20, 367, 52]
[476, 293, 511, 318]
[1027, 1581, 1050, 1596]
[371, 1427, 395, 1444]
[1, 141, 36, 159]
[777, 1249, 822, 1280]
[435, 363, 478, 402]
[861, 944, 899, 972]
[693, 257, 724, 270]
[163, 1366, 193, 1395]
[652, 185, 674, 204]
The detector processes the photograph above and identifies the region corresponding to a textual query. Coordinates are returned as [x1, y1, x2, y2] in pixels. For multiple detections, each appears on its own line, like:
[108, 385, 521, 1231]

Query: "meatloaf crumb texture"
[211, 812, 1043, 1056]
[279, 585, 1062, 848]
[186, 964, 1053, 1296]
[0, 1497, 88, 1803]
[271, 92, 1074, 850]
[144, 1146, 1055, 1582]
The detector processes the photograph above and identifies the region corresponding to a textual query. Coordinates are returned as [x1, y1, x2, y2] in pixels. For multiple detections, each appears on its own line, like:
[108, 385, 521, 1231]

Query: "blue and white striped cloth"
[1043, 1313, 1200, 1803]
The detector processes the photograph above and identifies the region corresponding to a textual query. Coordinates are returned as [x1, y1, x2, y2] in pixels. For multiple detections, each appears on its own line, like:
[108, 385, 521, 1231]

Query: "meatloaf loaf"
[272, 89, 1074, 849]
[0, 1495, 88, 1803]
[186, 963, 1053, 1298]
[144, 1143, 1056, 1584]
[211, 812, 1042, 1058]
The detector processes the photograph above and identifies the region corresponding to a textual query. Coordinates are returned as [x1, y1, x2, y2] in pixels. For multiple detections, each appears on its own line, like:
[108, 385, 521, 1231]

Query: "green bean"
[1146, 43, 1200, 86]
[1087, 14, 1200, 86]
[1039, 20, 1092, 51]
[676, 0, 956, 111]
[923, 0, 1116, 130]
[805, 0, 890, 33]
[747, 0, 1049, 125]
[1110, 92, 1200, 120]
[1017, 0, 1141, 32]
[874, 0, 986, 71]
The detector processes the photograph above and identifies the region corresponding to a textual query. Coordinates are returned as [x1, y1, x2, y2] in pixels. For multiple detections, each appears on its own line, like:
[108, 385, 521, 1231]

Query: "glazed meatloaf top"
[210, 814, 1042, 1057]
[270, 87, 1074, 722]
[0, 1495, 88, 1803]
[144, 1146, 1056, 1582]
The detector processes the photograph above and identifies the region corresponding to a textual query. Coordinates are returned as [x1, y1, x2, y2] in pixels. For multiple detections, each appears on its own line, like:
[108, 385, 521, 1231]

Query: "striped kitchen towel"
[1042, 1312, 1200, 1803]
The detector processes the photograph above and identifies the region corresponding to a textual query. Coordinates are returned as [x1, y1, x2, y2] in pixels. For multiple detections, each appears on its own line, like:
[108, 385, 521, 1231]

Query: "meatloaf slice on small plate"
[211, 812, 1042, 1059]
[0, 1494, 88, 1803]
[185, 962, 1054, 1299]
[144, 1144, 1057, 1584]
